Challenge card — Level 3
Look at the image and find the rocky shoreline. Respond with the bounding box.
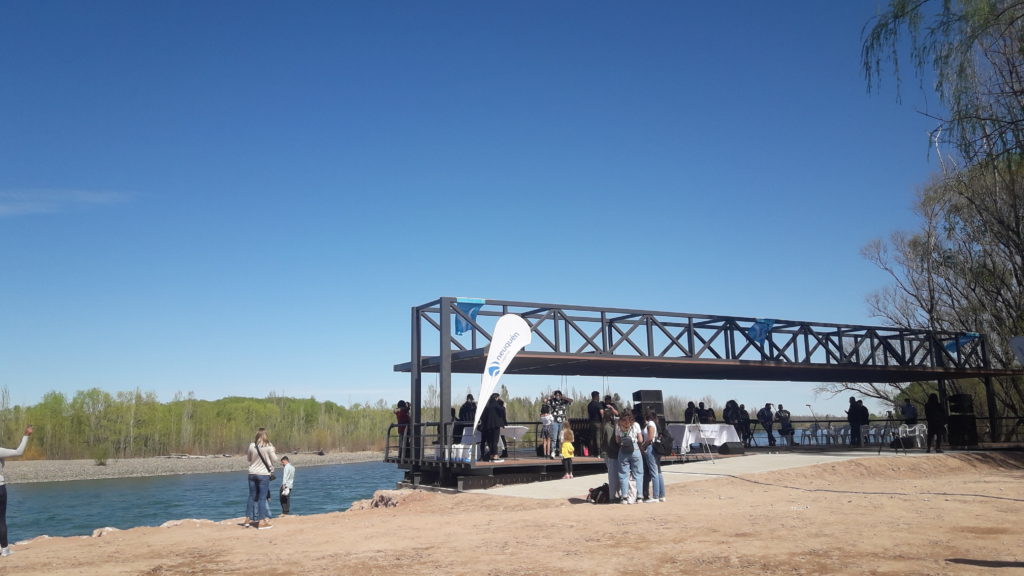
[3,451,382,484]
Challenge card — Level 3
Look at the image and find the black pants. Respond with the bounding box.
[0,484,8,548]
[850,424,862,446]
[562,457,573,476]
[279,488,291,515]
[483,428,500,461]
[589,421,602,457]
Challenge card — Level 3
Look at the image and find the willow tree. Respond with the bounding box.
[853,0,1024,434]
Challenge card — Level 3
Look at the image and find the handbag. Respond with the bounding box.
[652,428,674,456]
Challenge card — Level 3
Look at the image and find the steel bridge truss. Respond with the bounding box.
[393,298,1016,479]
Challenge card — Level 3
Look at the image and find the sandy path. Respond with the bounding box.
[0,452,1020,576]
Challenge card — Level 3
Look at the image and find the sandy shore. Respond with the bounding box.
[0,451,1021,575]
[3,451,381,483]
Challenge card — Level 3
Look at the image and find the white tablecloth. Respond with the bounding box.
[667,424,742,454]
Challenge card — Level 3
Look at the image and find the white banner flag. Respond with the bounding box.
[472,314,532,430]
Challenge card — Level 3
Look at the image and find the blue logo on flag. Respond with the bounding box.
[487,362,501,377]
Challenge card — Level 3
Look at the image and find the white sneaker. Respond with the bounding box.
[1,548,12,557]
[659,497,667,502]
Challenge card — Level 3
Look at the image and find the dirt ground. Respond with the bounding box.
[1,452,1021,576]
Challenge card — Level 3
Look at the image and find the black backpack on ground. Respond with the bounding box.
[587,483,610,504]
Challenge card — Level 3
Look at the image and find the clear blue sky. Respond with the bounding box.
[1,1,940,418]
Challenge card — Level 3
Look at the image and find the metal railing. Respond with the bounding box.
[386,415,1023,466]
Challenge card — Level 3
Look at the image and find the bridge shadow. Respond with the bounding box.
[947,558,1024,568]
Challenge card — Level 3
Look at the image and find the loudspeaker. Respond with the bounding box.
[634,402,664,419]
[949,394,974,415]
[718,442,745,455]
[948,414,978,446]
[632,390,663,404]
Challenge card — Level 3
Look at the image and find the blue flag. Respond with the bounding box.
[747,318,775,345]
[944,332,979,352]
[454,298,485,336]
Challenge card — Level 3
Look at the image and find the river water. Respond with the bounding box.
[6,461,403,541]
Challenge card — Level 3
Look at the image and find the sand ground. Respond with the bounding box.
[0,451,1021,576]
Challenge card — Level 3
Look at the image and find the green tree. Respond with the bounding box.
[858,1,1024,436]
[862,0,1024,165]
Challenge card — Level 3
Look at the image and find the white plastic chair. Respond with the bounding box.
[910,423,928,448]
[837,425,851,445]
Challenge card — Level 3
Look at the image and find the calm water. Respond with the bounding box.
[6,461,403,541]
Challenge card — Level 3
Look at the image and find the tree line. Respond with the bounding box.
[0,388,396,461]
[1,384,829,461]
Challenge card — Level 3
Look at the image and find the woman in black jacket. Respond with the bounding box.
[924,393,948,453]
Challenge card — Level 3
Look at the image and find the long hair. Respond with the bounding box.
[254,428,270,447]
[563,427,575,443]
[618,409,635,428]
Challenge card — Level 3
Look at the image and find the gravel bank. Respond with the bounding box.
[3,451,382,484]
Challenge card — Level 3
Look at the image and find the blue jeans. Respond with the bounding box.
[604,457,621,501]
[246,474,271,522]
[551,422,562,455]
[617,448,642,503]
[644,445,664,500]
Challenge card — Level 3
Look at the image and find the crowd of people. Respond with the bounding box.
[386,390,955,505]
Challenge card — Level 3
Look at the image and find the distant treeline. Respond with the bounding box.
[0,385,829,461]
[0,389,395,461]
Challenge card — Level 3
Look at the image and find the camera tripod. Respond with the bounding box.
[877,410,907,455]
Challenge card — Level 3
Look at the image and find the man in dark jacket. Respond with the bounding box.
[455,394,476,441]
[757,403,775,447]
[478,393,505,462]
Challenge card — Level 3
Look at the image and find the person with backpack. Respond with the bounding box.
[642,407,665,502]
[539,405,555,459]
[616,410,643,504]
[600,396,621,501]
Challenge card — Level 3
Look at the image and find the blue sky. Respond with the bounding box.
[1,1,941,417]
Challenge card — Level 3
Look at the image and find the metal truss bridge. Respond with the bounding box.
[391,297,1020,483]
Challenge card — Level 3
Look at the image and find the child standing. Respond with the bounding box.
[539,405,554,459]
[561,427,575,479]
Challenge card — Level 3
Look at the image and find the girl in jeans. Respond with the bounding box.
[616,411,643,504]
[642,408,665,502]
[246,428,278,529]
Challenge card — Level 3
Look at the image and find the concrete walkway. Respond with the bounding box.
[468,450,923,500]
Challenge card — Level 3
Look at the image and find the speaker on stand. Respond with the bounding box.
[947,393,978,448]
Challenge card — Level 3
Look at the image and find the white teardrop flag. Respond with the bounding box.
[472,314,532,430]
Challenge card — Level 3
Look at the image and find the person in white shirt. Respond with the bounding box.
[642,408,665,502]
[279,456,295,515]
[0,426,33,557]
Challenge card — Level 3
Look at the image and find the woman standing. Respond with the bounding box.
[924,394,948,453]
[616,410,643,504]
[642,408,665,502]
[0,426,32,557]
[246,428,278,529]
